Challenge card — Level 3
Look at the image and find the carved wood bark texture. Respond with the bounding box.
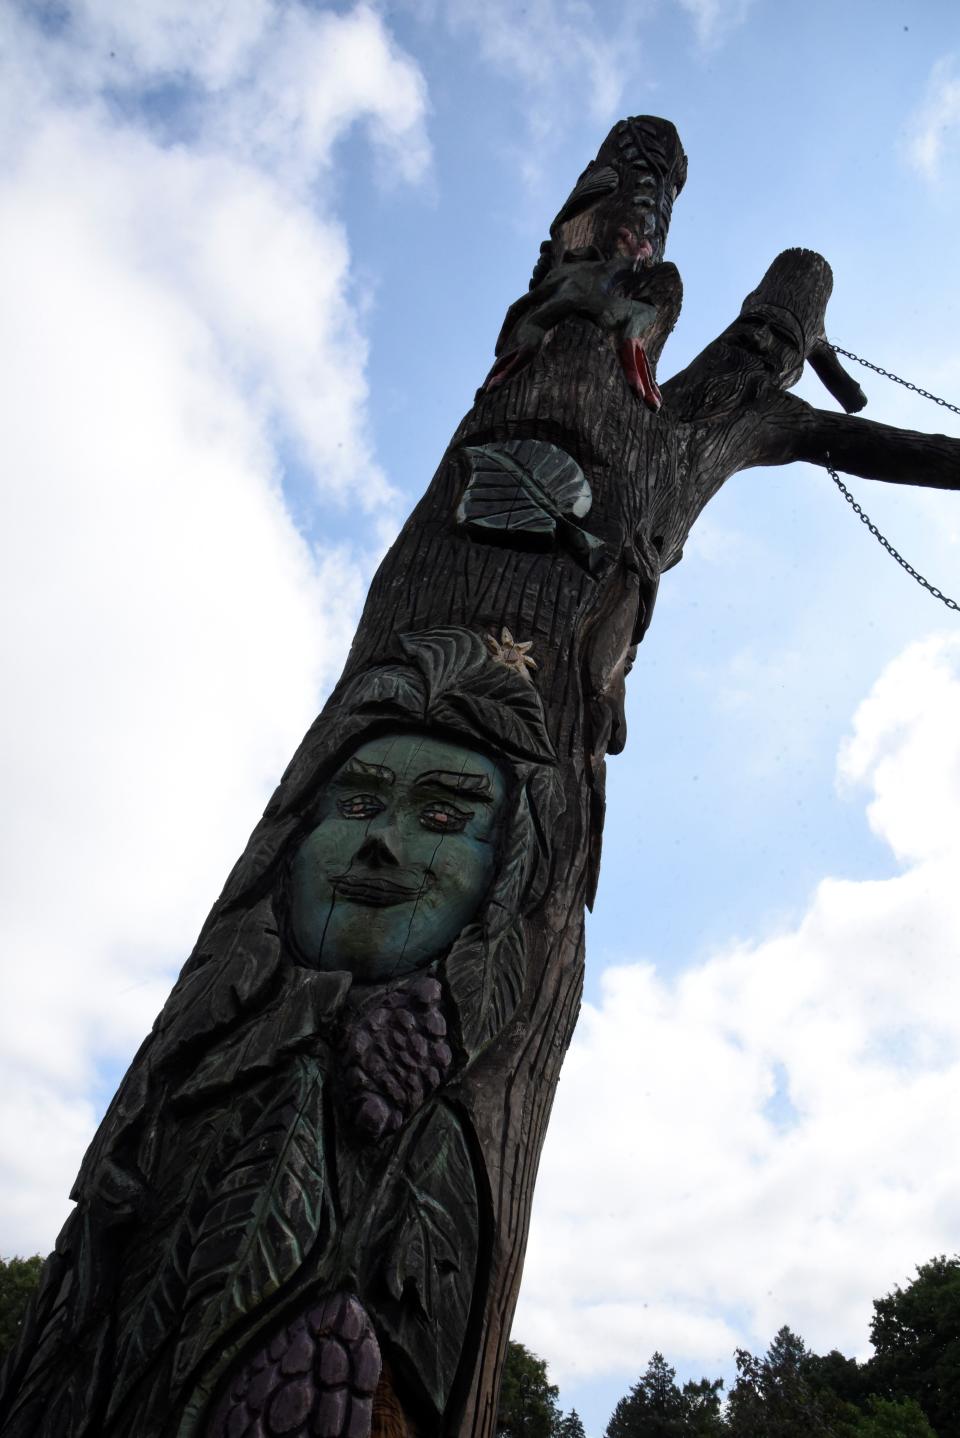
[2,115,958,1438]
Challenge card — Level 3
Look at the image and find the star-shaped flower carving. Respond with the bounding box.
[484,627,537,683]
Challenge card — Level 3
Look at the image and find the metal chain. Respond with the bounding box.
[829,344,960,416]
[823,344,960,611]
[825,462,960,611]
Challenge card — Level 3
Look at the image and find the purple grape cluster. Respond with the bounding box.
[339,975,453,1141]
[207,1293,380,1438]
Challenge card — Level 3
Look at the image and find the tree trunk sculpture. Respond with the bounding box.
[2,115,958,1438]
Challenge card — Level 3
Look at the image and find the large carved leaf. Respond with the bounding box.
[172,968,350,1106]
[398,626,484,698]
[365,1105,478,1415]
[399,628,556,764]
[71,906,283,1211]
[344,664,428,718]
[215,814,300,912]
[152,897,282,1070]
[70,1058,151,1210]
[437,689,553,765]
[444,779,536,1052]
[456,439,592,539]
[445,926,525,1058]
[106,1107,238,1426]
[171,1056,328,1389]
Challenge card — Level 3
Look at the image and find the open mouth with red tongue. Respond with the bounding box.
[614,223,662,409]
[617,225,655,266]
[619,337,662,411]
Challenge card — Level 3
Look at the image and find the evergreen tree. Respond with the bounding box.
[680,1376,725,1435]
[605,1353,692,1438]
[557,1409,587,1438]
[726,1326,850,1437]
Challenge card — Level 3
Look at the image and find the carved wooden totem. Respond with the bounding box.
[3,115,959,1438]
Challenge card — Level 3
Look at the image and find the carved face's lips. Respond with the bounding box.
[331,874,426,907]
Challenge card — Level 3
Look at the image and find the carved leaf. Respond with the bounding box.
[553,162,619,226]
[383,1178,461,1323]
[434,691,553,765]
[172,968,350,1106]
[152,897,282,1070]
[171,1056,328,1389]
[365,1105,479,1416]
[399,626,485,700]
[445,926,525,1057]
[399,627,556,764]
[216,815,301,911]
[343,664,428,719]
[490,783,537,923]
[106,1106,241,1425]
[456,439,593,541]
[445,786,533,1051]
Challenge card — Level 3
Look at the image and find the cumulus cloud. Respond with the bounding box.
[0,1,429,1251]
[518,633,960,1382]
[904,53,960,184]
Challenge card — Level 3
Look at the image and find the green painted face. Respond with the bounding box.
[288,732,507,982]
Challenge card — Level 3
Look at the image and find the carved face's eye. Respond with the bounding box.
[337,794,385,820]
[419,804,472,834]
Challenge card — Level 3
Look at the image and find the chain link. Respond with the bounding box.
[829,344,960,416]
[825,463,960,611]
[823,345,960,612]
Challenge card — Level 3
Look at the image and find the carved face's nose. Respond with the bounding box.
[353,833,399,868]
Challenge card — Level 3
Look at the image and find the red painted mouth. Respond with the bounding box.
[619,338,663,412]
[617,226,654,264]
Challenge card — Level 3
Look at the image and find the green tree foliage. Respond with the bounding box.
[0,1255,44,1360]
[868,1254,960,1437]
[605,1351,687,1438]
[606,1352,724,1438]
[496,1340,561,1438]
[852,1394,936,1437]
[804,1349,870,1411]
[599,1252,960,1437]
[680,1376,725,1435]
[725,1326,860,1437]
[557,1409,588,1438]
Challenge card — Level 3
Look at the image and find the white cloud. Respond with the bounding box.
[444,0,628,126]
[839,634,960,864]
[412,0,752,140]
[0,1,429,1252]
[904,53,960,184]
[408,0,636,156]
[673,0,754,50]
[518,633,960,1383]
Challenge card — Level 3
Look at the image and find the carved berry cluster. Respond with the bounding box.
[208,1293,380,1438]
[339,976,453,1141]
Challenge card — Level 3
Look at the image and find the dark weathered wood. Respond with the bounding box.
[1,115,958,1438]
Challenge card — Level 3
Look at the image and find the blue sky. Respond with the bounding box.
[2,1,960,1433]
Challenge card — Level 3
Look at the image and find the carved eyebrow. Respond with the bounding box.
[413,769,494,800]
[335,758,396,784]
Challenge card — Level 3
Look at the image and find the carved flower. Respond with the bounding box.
[483,627,537,683]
